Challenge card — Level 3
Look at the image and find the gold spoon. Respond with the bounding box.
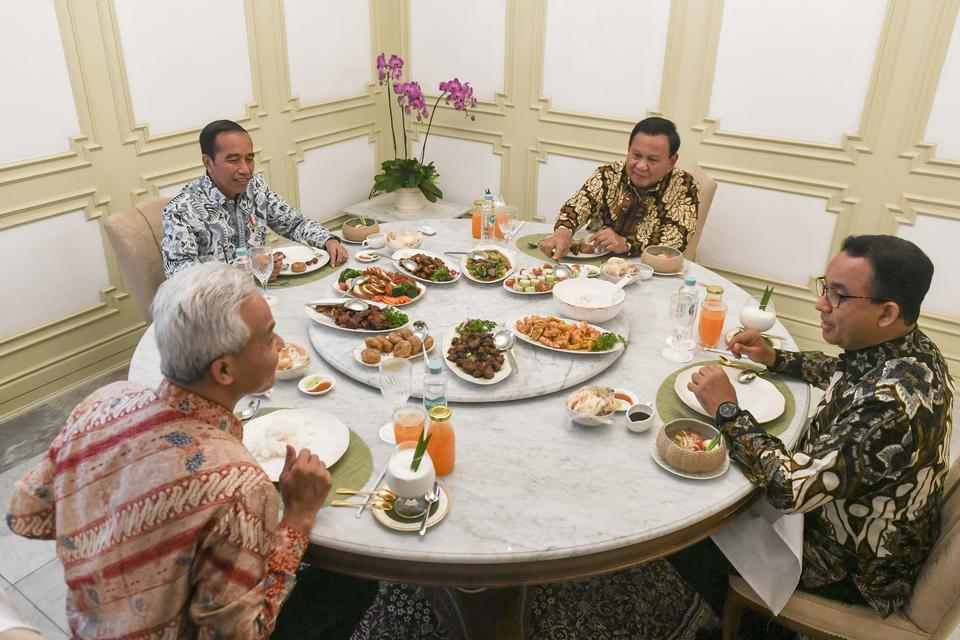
[330,499,393,511]
[336,487,398,500]
[717,355,766,384]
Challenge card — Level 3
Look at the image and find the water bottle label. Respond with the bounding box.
[423,396,447,411]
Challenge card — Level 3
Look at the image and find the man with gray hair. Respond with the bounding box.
[7,263,374,638]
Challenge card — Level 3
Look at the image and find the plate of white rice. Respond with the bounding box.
[242,409,350,480]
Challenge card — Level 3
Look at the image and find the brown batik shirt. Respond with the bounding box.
[717,328,953,616]
[554,162,700,256]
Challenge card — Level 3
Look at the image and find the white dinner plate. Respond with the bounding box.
[304,300,411,334]
[511,315,626,355]
[563,245,611,260]
[243,409,350,481]
[442,331,512,385]
[460,245,516,284]
[391,248,461,284]
[331,273,426,306]
[274,245,329,276]
[673,365,784,423]
[649,439,730,480]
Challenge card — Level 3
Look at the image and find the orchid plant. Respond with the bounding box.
[370,53,478,202]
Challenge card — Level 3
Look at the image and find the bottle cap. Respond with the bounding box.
[683,276,696,286]
[473,199,484,206]
[428,405,452,421]
[483,192,494,202]
[706,285,724,295]
[236,246,248,256]
[428,360,443,373]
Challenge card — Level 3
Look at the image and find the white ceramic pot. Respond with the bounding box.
[552,278,625,323]
[393,187,427,214]
[739,296,776,332]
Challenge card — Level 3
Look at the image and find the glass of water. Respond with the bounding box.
[662,292,696,363]
[379,357,412,410]
[498,205,524,249]
[249,244,277,307]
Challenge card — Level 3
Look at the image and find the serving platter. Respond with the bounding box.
[274,245,330,276]
[511,315,626,355]
[391,248,461,285]
[461,244,516,284]
[441,331,512,385]
[305,299,411,334]
[502,266,571,295]
[332,270,426,306]
[352,342,436,368]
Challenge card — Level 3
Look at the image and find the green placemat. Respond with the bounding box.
[655,360,795,438]
[516,232,608,266]
[243,408,373,506]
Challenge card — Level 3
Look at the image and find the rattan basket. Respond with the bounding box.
[656,418,726,473]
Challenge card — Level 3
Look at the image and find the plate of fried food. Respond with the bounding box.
[334,267,425,306]
[353,329,437,367]
[563,238,610,260]
[442,319,512,384]
[306,299,410,333]
[274,245,329,276]
[391,249,460,284]
[512,315,627,354]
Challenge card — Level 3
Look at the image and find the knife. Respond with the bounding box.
[357,463,389,518]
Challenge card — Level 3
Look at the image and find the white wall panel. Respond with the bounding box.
[698,183,836,285]
[543,0,669,119]
[709,0,885,143]
[924,10,960,159]
[297,136,376,220]
[897,216,960,319]
[410,0,505,101]
[158,180,197,198]
[284,0,370,104]
[0,1,81,165]
[536,154,603,226]
[113,0,253,134]
[421,135,501,206]
[0,211,110,338]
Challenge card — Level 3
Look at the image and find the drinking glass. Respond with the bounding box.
[386,440,435,518]
[393,406,426,444]
[699,300,728,348]
[249,244,277,307]
[498,205,523,249]
[662,293,696,363]
[379,357,412,410]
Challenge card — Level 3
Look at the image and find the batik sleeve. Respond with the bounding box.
[6,434,63,540]
[189,480,308,638]
[771,349,839,389]
[161,199,202,278]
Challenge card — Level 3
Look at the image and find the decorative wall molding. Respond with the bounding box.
[886,193,960,226]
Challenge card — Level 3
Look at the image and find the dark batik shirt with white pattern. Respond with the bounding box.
[717,328,953,616]
[161,173,336,277]
[554,163,700,256]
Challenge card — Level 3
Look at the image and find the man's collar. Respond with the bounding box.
[201,172,252,205]
[158,378,243,440]
[622,167,673,198]
[838,327,920,375]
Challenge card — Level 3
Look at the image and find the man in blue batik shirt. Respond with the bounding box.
[161,119,349,279]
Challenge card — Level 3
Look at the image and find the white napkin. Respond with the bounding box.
[0,590,40,635]
[711,500,804,614]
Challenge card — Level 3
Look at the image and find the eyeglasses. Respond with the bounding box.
[815,277,883,309]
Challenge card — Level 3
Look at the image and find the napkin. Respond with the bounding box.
[0,591,40,636]
[711,500,804,615]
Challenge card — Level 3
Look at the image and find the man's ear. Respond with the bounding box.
[877,300,902,328]
[208,355,236,386]
[668,153,678,168]
[201,154,214,173]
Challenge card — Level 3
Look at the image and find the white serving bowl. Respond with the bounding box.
[275,343,311,380]
[552,277,626,323]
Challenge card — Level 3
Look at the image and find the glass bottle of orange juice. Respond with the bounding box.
[426,406,455,476]
[698,285,727,348]
[471,199,485,239]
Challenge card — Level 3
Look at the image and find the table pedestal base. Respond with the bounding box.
[427,586,530,640]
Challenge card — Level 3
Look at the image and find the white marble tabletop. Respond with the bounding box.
[129,220,810,583]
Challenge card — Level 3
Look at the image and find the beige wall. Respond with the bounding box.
[2,0,958,419]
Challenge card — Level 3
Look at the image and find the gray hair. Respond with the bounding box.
[152,262,258,385]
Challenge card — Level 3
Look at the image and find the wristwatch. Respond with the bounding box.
[716,401,741,424]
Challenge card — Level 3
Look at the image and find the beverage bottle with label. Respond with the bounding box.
[481,190,495,241]
[471,199,485,239]
[675,276,698,350]
[426,406,455,475]
[423,360,447,412]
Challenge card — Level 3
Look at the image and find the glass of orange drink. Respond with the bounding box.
[393,406,426,444]
[698,300,727,348]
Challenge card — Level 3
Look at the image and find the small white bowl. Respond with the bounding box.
[552,278,625,323]
[276,343,310,380]
[600,262,653,284]
[298,374,335,396]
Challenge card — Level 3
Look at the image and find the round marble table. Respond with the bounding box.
[129,219,809,589]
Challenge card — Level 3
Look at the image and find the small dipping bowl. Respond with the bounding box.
[298,374,335,396]
[625,401,659,433]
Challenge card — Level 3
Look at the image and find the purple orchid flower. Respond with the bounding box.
[394,81,429,121]
[376,53,387,84]
[376,52,405,85]
[439,78,478,120]
[388,54,404,79]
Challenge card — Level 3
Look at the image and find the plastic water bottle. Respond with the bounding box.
[233,246,253,279]
[481,190,495,241]
[423,360,447,412]
[674,276,698,350]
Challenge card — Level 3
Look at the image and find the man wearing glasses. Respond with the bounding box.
[676,235,952,634]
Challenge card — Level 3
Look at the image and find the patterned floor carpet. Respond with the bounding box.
[350,560,718,639]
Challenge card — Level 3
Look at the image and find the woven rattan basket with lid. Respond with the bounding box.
[656,418,726,473]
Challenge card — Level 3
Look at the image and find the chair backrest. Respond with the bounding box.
[104,196,170,323]
[902,453,960,638]
[683,171,717,260]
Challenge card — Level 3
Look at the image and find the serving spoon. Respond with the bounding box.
[444,250,489,261]
[412,320,432,364]
[493,328,520,375]
[392,256,419,272]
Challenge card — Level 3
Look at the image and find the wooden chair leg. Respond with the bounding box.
[722,586,746,640]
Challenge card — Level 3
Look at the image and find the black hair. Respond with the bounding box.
[199,120,247,158]
[629,117,680,156]
[840,235,933,325]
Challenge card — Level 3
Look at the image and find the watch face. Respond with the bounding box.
[718,403,738,419]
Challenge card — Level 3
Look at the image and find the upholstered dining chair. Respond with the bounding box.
[722,455,960,640]
[683,171,717,260]
[104,196,171,323]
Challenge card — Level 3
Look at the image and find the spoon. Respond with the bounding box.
[392,256,419,272]
[717,354,766,381]
[343,298,369,312]
[493,328,520,375]
[419,481,440,536]
[236,397,261,421]
[552,264,573,280]
[602,274,634,305]
[330,499,393,511]
[737,370,758,384]
[419,224,437,236]
[337,487,398,500]
[412,320,432,364]
[444,250,489,261]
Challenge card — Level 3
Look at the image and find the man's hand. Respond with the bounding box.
[538,227,573,260]
[688,365,738,418]
[588,228,629,254]
[325,238,348,266]
[269,253,283,282]
[727,329,777,368]
[277,445,332,535]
